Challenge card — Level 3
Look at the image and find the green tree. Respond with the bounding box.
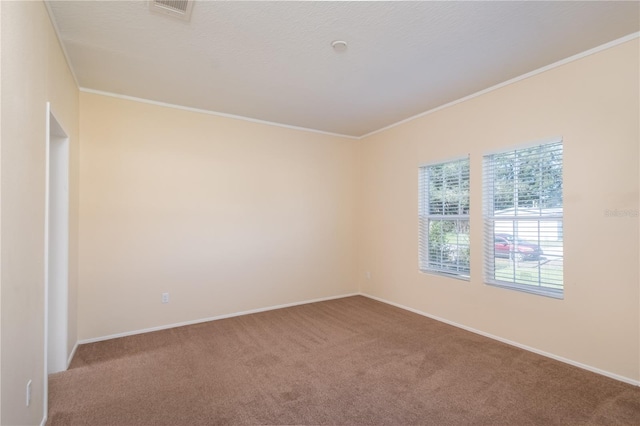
[428,161,470,216]
[422,158,470,274]
[492,143,563,212]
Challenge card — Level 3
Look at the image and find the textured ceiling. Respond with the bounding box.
[47,1,639,137]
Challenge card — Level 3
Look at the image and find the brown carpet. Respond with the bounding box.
[48,296,640,425]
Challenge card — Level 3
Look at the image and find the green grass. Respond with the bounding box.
[438,230,563,290]
[445,233,470,245]
[540,240,563,248]
[494,258,563,289]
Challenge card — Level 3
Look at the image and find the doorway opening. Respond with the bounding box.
[45,104,69,379]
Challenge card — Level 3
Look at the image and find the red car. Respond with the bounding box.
[494,233,543,261]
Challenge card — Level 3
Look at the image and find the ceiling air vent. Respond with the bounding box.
[149,0,194,21]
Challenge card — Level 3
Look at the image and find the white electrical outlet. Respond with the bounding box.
[26,380,32,407]
[162,292,169,304]
[365,271,371,280]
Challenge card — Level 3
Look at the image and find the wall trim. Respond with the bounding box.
[74,292,640,387]
[78,293,360,344]
[67,342,78,368]
[78,88,359,141]
[43,0,79,88]
[76,33,639,141]
[360,31,640,139]
[361,293,640,387]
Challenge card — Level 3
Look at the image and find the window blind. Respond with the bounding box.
[419,157,470,278]
[483,140,563,298]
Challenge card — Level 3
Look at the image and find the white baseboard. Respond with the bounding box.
[361,293,640,387]
[75,291,639,387]
[67,341,78,368]
[78,292,360,345]
[40,414,47,426]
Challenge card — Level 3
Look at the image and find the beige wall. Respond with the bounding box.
[1,1,79,425]
[1,5,637,425]
[78,92,359,340]
[74,37,640,383]
[359,39,639,381]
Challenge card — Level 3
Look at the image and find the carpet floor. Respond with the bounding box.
[48,296,640,425]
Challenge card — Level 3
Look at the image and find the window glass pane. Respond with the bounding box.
[483,141,563,298]
[419,157,470,279]
[427,219,470,274]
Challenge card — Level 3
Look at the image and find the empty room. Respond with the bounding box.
[1,1,639,425]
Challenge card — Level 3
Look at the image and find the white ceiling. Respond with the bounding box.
[47,1,639,138]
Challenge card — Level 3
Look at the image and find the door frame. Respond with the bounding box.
[43,102,70,418]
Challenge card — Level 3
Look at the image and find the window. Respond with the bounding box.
[419,157,470,278]
[483,140,563,298]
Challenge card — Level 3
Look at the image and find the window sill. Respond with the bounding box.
[420,269,470,282]
[485,279,563,299]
